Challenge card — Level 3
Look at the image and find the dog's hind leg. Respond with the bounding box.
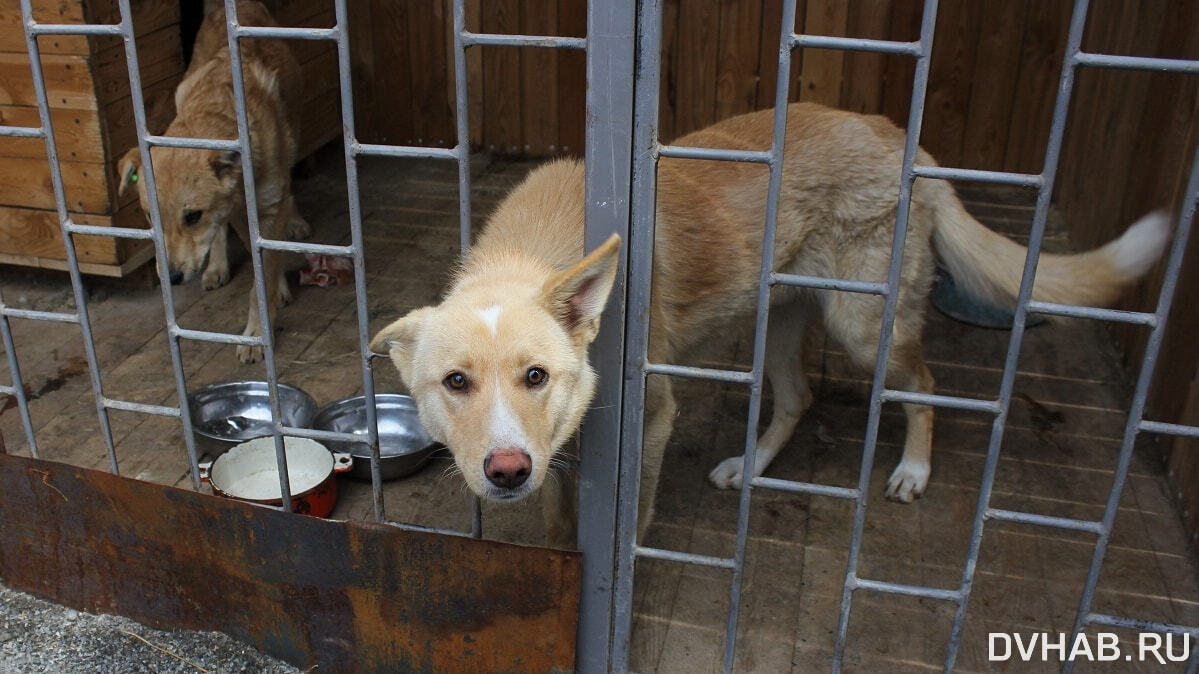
[882,339,934,502]
[823,289,935,503]
[202,223,231,290]
[709,303,812,490]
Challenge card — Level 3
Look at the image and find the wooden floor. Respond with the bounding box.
[2,153,1197,672]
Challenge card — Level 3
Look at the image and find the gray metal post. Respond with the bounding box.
[576,1,637,670]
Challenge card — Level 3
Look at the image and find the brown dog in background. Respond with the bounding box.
[118,0,308,363]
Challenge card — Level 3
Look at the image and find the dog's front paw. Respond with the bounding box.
[276,282,293,307]
[236,344,262,364]
[202,264,230,290]
[709,456,747,490]
[885,459,929,503]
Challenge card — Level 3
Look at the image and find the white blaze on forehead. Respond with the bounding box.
[489,382,527,450]
[476,304,502,336]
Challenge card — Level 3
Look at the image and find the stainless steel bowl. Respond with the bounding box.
[312,394,441,480]
[187,381,318,457]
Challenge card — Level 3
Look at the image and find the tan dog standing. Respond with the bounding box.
[372,103,1168,544]
[118,1,308,363]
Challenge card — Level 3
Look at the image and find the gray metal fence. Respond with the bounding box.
[2,0,1199,672]
[608,0,1199,672]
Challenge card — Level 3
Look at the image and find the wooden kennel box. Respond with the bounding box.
[0,0,340,277]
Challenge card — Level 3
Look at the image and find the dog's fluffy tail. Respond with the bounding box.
[931,196,1170,310]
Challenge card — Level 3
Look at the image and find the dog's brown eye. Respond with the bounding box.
[184,210,203,225]
[526,367,548,388]
[444,372,469,392]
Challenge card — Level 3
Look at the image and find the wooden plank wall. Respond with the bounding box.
[357,0,1088,174]
[354,0,586,155]
[1054,0,1199,543]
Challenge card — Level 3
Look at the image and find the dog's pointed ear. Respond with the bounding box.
[370,307,434,384]
[210,149,242,187]
[540,233,621,345]
[117,147,142,198]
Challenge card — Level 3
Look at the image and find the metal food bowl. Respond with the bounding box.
[312,394,441,480]
[187,381,318,458]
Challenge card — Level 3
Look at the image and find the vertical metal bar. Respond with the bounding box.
[720,0,800,670]
[609,0,663,666]
[831,0,939,669]
[113,0,205,489]
[577,0,637,670]
[331,0,385,521]
[944,1,1091,668]
[220,0,292,510]
[18,0,119,474]
[450,0,483,537]
[0,290,39,456]
[1063,142,1199,674]
[452,0,473,251]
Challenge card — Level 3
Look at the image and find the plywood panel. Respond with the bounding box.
[840,0,891,115]
[959,0,1027,170]
[521,0,558,155]
[920,0,983,167]
[0,155,120,213]
[1001,0,1071,173]
[672,0,719,138]
[0,104,104,163]
[0,0,178,55]
[407,0,453,148]
[0,203,145,263]
[657,0,681,143]
[798,0,848,107]
[556,0,585,154]
[715,0,762,121]
[367,0,411,144]
[481,0,520,152]
[878,0,920,128]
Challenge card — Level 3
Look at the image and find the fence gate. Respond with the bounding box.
[591,0,1199,672]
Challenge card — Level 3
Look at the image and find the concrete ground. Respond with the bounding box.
[0,585,297,674]
[1,151,1197,672]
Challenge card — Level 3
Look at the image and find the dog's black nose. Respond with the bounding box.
[169,271,184,285]
[484,449,531,489]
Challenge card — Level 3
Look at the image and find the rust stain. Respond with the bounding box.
[34,355,88,397]
[0,454,581,673]
[0,356,88,417]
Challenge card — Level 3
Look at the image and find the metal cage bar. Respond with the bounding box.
[832,1,941,667]
[1063,137,1199,674]
[16,0,123,476]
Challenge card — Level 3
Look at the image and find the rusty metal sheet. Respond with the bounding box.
[0,454,580,673]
